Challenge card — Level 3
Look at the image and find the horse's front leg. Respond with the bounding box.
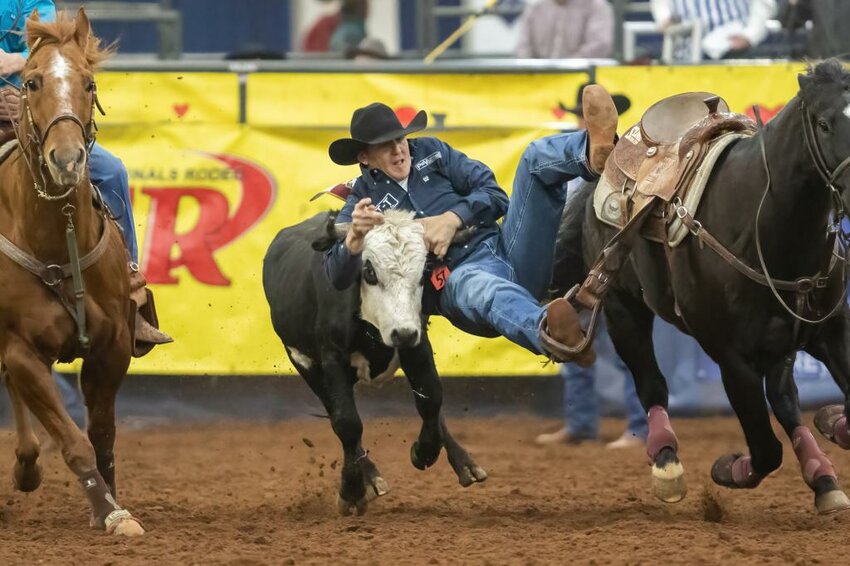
[764,357,850,514]
[804,307,850,450]
[3,336,142,536]
[398,336,487,485]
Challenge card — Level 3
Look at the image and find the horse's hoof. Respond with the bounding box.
[364,475,390,501]
[711,453,764,490]
[457,464,488,487]
[652,459,687,503]
[105,510,145,537]
[337,493,368,516]
[12,461,42,493]
[814,405,850,449]
[410,441,440,471]
[815,489,850,515]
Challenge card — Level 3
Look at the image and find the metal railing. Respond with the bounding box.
[58,0,182,59]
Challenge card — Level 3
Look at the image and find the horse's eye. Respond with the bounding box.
[362,260,378,286]
[818,119,830,132]
[24,79,38,91]
[86,80,95,93]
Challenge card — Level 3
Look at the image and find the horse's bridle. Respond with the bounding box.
[13,75,106,201]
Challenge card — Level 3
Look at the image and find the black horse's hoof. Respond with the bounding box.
[814,405,850,449]
[410,441,440,471]
[337,493,368,516]
[711,453,764,489]
[456,463,488,487]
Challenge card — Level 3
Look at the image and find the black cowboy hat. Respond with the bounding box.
[329,102,427,165]
[560,82,631,118]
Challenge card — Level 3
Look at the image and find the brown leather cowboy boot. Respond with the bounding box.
[129,268,173,356]
[542,298,596,367]
[582,84,618,175]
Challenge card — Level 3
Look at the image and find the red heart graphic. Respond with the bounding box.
[394,106,419,127]
[173,103,190,118]
[745,104,783,124]
[552,105,566,120]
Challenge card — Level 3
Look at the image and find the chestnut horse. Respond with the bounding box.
[0,10,143,535]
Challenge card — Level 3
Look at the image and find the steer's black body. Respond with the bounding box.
[263,212,486,515]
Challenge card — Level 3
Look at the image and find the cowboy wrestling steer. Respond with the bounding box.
[263,209,487,515]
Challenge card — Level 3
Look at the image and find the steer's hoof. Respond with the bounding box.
[652,459,687,503]
[364,475,390,501]
[13,461,42,493]
[410,441,440,471]
[815,489,850,515]
[337,493,368,516]
[457,464,488,487]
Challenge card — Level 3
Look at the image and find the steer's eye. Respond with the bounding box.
[363,260,378,285]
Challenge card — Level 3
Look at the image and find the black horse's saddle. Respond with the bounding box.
[596,92,756,242]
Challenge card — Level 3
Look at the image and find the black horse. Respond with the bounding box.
[563,60,850,514]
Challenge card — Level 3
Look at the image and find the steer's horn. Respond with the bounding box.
[335,222,351,241]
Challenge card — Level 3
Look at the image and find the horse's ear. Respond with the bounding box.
[798,72,811,93]
[25,10,40,50]
[74,7,91,51]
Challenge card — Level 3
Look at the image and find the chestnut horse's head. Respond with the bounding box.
[21,9,110,189]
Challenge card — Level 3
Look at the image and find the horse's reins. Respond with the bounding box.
[0,38,110,352]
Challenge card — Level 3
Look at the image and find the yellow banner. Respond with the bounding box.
[85,64,809,376]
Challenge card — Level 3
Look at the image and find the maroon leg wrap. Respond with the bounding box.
[646,406,678,464]
[792,426,837,486]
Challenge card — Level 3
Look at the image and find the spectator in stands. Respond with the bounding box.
[515,0,614,59]
[344,37,390,62]
[651,0,777,60]
[537,83,646,448]
[330,0,368,53]
[779,0,850,59]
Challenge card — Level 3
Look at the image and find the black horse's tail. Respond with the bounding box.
[547,179,596,300]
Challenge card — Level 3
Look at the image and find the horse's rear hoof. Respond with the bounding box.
[337,493,368,516]
[711,453,764,489]
[13,461,42,493]
[814,405,850,449]
[652,459,687,503]
[815,489,850,515]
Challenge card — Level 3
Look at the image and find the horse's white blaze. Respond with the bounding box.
[359,210,426,347]
[287,347,313,370]
[48,52,73,114]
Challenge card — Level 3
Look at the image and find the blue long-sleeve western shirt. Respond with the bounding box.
[0,0,56,87]
[324,136,509,291]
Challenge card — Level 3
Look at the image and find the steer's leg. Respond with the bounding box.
[399,336,487,485]
[319,352,370,515]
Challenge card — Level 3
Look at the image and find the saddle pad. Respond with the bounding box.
[593,131,751,247]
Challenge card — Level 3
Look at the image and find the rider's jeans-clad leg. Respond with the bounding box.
[89,143,137,262]
[440,132,595,355]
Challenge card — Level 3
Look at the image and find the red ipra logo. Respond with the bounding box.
[136,152,276,286]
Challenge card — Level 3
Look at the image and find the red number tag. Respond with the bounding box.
[430,265,451,291]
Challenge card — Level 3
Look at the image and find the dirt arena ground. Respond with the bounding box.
[1,415,850,565]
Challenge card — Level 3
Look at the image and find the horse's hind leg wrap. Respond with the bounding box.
[792,426,837,486]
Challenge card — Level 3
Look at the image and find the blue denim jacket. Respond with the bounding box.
[0,0,56,87]
[324,136,509,290]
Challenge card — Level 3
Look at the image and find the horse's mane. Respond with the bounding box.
[25,12,113,69]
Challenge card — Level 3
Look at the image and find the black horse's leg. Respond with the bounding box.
[603,289,686,503]
[710,355,782,490]
[296,358,390,503]
[399,337,486,485]
[804,307,850,449]
[764,358,850,513]
[317,352,369,516]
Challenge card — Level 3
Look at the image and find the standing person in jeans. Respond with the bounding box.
[324,86,619,361]
[536,84,647,448]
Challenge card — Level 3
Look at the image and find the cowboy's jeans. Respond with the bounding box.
[439,132,594,354]
[90,143,137,262]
